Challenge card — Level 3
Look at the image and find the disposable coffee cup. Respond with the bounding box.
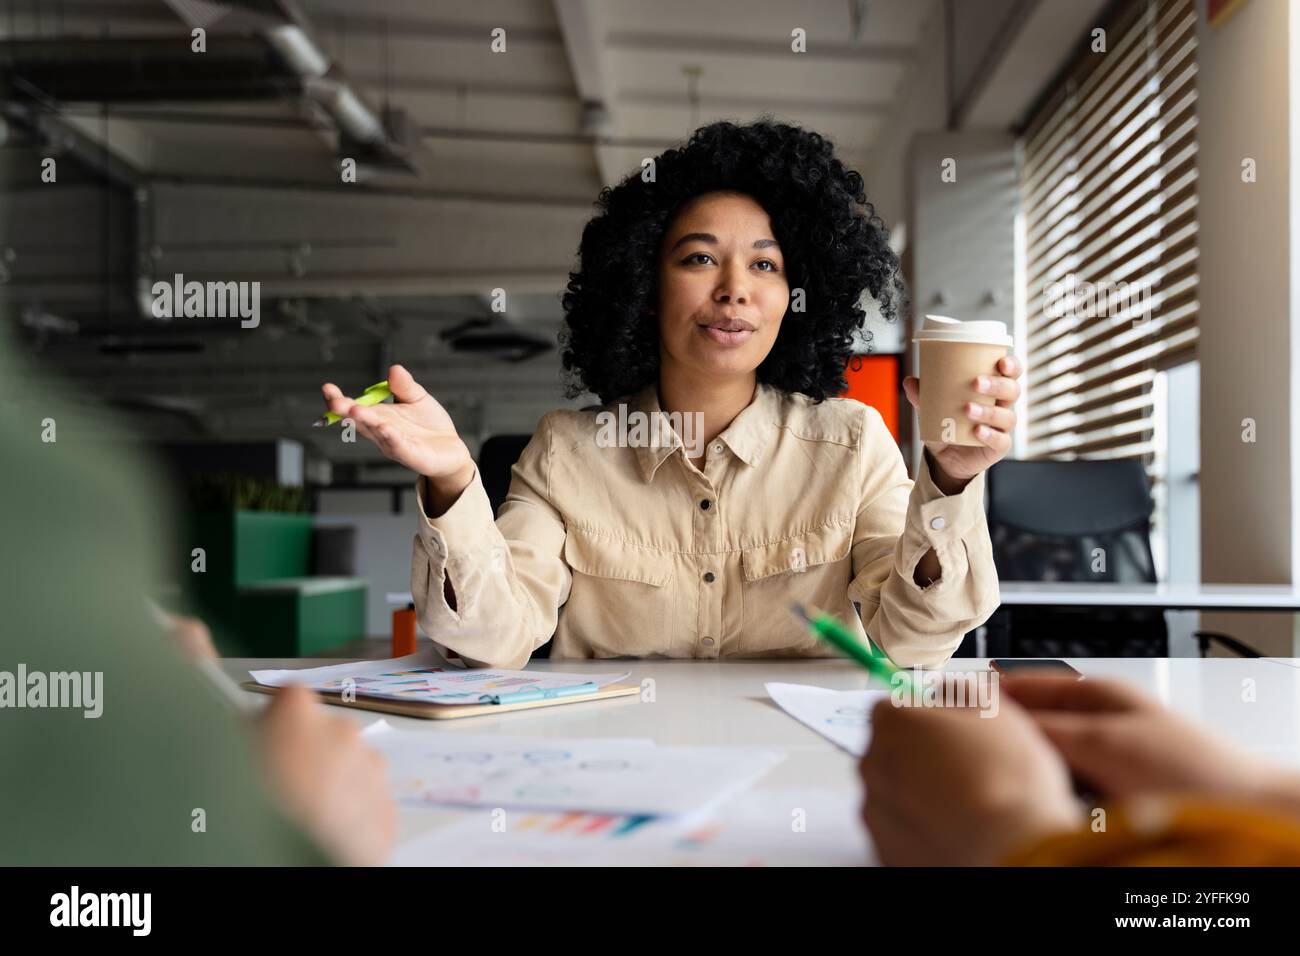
[913,314,1014,446]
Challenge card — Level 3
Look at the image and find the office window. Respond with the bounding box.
[1019,0,1198,487]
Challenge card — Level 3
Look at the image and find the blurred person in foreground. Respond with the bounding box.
[860,672,1300,865]
[0,332,395,865]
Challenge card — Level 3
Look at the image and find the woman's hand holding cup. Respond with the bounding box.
[905,316,1022,494]
[903,353,1021,492]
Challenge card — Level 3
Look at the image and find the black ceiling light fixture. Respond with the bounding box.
[439,317,554,364]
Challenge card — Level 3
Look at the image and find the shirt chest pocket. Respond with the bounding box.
[739,523,856,652]
[561,529,677,656]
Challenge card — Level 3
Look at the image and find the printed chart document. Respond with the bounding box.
[362,719,783,817]
[765,682,891,756]
[389,787,874,867]
[249,651,629,705]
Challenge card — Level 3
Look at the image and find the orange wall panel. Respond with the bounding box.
[842,355,900,444]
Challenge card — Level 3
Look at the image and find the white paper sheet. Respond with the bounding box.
[389,787,873,867]
[363,719,783,817]
[765,682,891,756]
[249,651,629,706]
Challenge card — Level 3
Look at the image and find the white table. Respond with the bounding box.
[982,582,1300,657]
[224,655,1300,864]
[389,584,1300,612]
[997,582,1300,610]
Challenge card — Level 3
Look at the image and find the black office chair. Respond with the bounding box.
[475,433,551,659]
[978,459,1258,658]
[983,458,1170,657]
[477,434,533,515]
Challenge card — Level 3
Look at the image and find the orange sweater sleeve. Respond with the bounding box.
[1002,795,1300,866]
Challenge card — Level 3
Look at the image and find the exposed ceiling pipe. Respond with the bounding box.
[263,23,385,147]
[262,23,330,78]
[162,1,404,159]
[305,76,385,145]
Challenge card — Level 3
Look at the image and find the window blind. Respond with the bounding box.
[1020,0,1197,469]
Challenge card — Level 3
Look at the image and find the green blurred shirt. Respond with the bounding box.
[0,332,328,865]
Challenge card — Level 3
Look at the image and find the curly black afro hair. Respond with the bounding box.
[559,118,905,404]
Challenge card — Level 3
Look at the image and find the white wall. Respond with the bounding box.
[907,131,1020,470]
[316,488,423,639]
[863,3,949,232]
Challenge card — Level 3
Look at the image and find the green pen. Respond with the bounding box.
[790,602,916,691]
[312,380,392,427]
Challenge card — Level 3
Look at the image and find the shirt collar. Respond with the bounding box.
[625,382,780,483]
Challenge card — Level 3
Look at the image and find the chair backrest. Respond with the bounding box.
[477,434,533,516]
[984,458,1166,657]
[986,458,1157,584]
[475,433,549,658]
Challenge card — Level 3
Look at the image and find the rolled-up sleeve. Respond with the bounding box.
[847,407,1001,668]
[410,414,570,669]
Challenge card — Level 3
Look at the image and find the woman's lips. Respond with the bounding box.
[698,320,756,346]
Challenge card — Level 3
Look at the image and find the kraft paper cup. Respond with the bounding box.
[913,314,1014,446]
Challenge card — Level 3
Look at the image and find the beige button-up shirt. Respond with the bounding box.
[411,383,1000,669]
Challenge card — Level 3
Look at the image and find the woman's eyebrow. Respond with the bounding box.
[669,231,717,251]
[668,232,780,252]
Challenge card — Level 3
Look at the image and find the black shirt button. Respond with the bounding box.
[703,571,715,583]
[700,499,711,510]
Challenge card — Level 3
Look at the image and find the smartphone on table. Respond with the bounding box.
[989,658,1083,678]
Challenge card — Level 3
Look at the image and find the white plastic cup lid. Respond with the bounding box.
[913,314,1013,346]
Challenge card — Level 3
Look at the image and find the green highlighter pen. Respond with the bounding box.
[312,380,392,427]
[790,602,916,691]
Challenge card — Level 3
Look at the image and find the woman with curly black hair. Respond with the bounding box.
[321,119,1019,668]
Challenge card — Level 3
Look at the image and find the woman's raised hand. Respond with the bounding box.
[320,365,474,496]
